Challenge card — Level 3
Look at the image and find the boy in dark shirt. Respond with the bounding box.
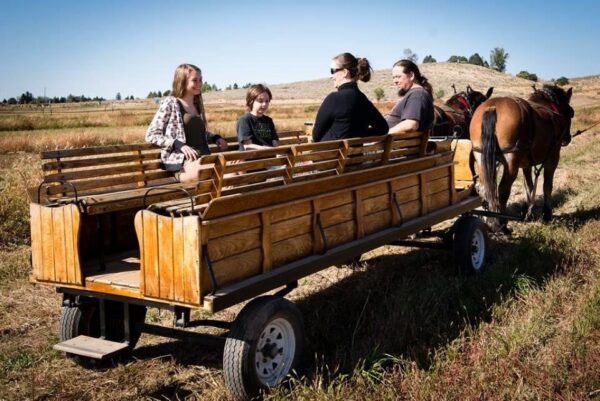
[237,84,278,151]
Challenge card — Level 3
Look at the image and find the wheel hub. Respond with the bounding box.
[254,318,296,387]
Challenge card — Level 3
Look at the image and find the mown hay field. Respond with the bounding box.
[1,71,600,400]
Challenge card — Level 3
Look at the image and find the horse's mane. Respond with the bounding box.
[529,85,570,105]
[446,92,468,106]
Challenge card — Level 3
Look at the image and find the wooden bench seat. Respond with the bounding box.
[148,131,430,217]
[32,130,306,215]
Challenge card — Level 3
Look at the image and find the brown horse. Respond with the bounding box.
[432,86,494,138]
[469,85,574,232]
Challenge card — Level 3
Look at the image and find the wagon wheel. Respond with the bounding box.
[59,300,146,367]
[223,296,305,401]
[453,215,489,275]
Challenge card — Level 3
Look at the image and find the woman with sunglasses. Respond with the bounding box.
[312,52,388,142]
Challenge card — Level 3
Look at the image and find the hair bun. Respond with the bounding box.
[356,57,372,83]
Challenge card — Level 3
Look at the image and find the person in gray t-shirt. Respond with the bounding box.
[385,59,434,134]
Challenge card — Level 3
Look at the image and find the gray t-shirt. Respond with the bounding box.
[385,87,434,132]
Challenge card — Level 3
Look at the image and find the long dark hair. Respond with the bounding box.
[393,59,433,94]
[334,52,373,82]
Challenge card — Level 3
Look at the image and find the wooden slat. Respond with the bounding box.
[172,217,185,302]
[394,185,421,204]
[271,214,312,243]
[134,212,146,295]
[208,228,261,262]
[270,201,312,223]
[419,173,428,216]
[29,204,43,280]
[41,143,157,159]
[429,190,451,211]
[358,182,388,199]
[314,191,353,211]
[41,206,55,281]
[183,216,200,304]
[319,203,354,227]
[428,176,451,195]
[47,170,174,196]
[52,207,68,282]
[211,248,262,289]
[294,149,340,163]
[207,214,262,239]
[43,152,161,171]
[388,147,420,160]
[225,157,288,174]
[220,179,285,196]
[142,211,159,298]
[364,209,392,236]
[293,159,339,174]
[44,162,163,182]
[323,220,356,249]
[222,167,287,187]
[363,193,390,216]
[355,189,364,239]
[390,175,420,191]
[272,233,313,268]
[261,211,272,273]
[277,130,304,138]
[158,216,174,299]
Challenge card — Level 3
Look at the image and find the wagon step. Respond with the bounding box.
[53,335,129,359]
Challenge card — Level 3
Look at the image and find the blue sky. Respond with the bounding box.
[1,0,598,100]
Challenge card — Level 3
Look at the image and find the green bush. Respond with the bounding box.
[516,71,538,82]
[373,87,385,101]
[555,76,570,86]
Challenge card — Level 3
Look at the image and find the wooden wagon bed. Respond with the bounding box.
[29,129,478,313]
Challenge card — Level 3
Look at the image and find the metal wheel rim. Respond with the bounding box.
[255,317,296,387]
[471,228,485,271]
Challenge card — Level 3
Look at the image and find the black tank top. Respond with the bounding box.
[179,101,209,155]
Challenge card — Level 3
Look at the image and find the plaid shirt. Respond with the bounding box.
[146,96,220,166]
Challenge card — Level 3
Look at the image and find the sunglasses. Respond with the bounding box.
[330,67,344,75]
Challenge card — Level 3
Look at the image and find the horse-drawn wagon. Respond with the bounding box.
[28,129,489,400]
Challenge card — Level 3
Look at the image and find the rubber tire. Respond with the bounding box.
[223,296,305,401]
[58,301,146,366]
[453,216,489,275]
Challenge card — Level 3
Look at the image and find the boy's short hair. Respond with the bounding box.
[246,84,272,110]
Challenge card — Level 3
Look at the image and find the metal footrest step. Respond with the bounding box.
[53,335,128,359]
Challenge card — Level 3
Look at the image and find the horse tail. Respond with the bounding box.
[480,106,500,212]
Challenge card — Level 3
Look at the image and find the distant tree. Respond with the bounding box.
[2,99,6,104]
[59,97,66,103]
[115,92,122,101]
[163,89,171,96]
[225,85,232,91]
[435,88,445,100]
[555,76,570,86]
[468,53,485,66]
[516,71,538,82]
[447,55,468,63]
[19,91,34,104]
[483,60,490,68]
[233,83,239,90]
[422,55,436,63]
[157,91,162,97]
[146,91,155,98]
[373,87,385,101]
[211,84,218,91]
[8,97,17,105]
[201,82,213,93]
[489,47,509,72]
[403,48,418,63]
[128,95,134,100]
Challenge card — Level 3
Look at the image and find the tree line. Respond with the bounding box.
[3,51,572,105]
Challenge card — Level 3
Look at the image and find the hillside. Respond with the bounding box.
[204,63,600,108]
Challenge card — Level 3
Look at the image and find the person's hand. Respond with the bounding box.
[216,138,229,151]
[181,145,199,161]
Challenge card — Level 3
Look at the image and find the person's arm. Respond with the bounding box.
[207,131,228,150]
[388,119,419,134]
[365,100,389,136]
[146,99,176,149]
[312,95,334,142]
[270,118,279,146]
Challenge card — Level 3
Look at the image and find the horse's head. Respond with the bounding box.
[530,85,574,144]
[530,85,574,119]
[447,86,494,115]
[466,85,494,111]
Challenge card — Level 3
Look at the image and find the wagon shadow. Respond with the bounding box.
[293,224,575,373]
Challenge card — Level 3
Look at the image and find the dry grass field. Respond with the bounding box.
[1,65,599,401]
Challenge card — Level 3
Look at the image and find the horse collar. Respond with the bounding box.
[457,95,472,114]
